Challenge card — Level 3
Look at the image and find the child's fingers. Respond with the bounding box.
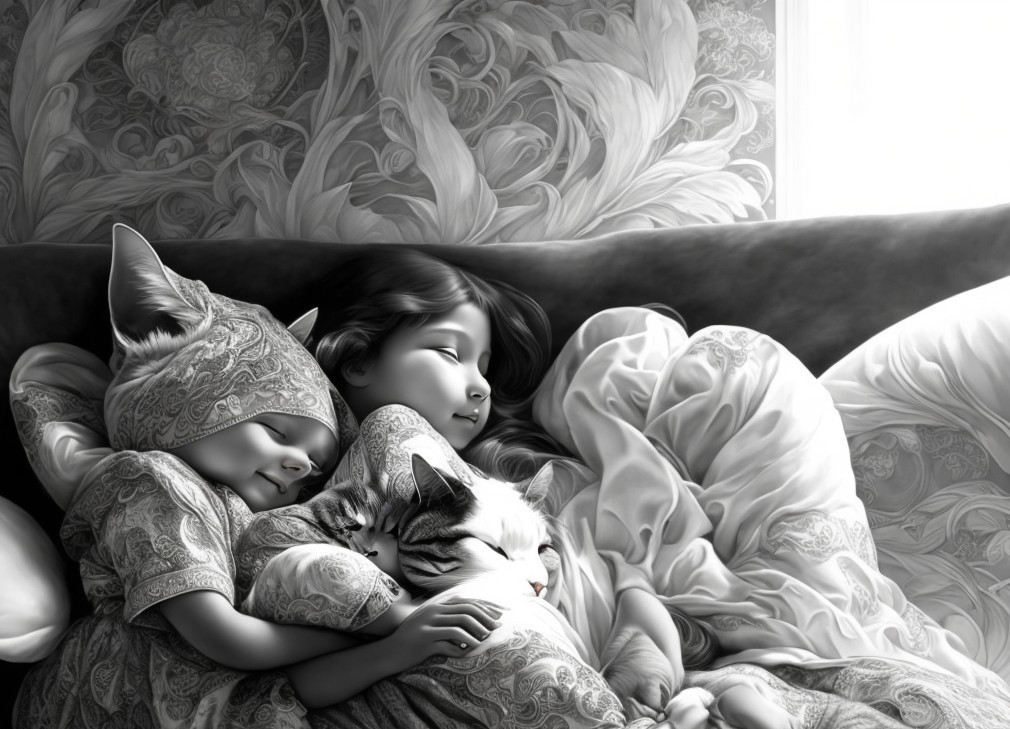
[622,697,659,721]
[431,626,491,653]
[427,613,495,640]
[437,596,504,613]
[437,605,502,633]
[436,597,504,622]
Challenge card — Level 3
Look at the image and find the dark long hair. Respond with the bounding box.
[313,248,571,477]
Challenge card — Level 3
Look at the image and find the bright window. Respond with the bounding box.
[776,0,1010,219]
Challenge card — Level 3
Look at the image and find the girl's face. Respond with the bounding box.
[346,302,492,449]
[169,413,338,512]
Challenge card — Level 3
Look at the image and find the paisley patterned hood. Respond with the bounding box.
[104,224,357,453]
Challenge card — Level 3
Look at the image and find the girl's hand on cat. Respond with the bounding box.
[391,596,503,664]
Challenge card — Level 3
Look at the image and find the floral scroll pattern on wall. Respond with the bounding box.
[0,0,774,245]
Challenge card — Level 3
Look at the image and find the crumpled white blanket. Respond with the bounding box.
[534,306,1004,694]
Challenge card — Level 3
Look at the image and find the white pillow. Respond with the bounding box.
[0,496,69,662]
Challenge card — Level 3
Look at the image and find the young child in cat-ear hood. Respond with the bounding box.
[11,225,502,728]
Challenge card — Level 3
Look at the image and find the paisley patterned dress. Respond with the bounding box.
[13,449,311,729]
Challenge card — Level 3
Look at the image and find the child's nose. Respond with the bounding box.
[280,449,312,478]
[468,372,490,401]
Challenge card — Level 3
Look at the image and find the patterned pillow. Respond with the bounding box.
[821,274,1010,681]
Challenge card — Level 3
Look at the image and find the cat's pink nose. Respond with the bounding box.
[530,581,545,597]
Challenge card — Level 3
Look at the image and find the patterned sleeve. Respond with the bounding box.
[234,488,358,602]
[236,488,405,632]
[63,450,237,624]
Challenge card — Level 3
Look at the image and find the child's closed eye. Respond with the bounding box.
[434,347,460,362]
[259,421,285,438]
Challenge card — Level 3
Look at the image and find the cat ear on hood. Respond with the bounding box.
[410,453,472,511]
[518,461,554,510]
[108,224,204,349]
[287,308,318,347]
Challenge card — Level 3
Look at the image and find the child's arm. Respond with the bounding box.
[160,589,501,707]
[160,590,361,669]
[285,595,502,708]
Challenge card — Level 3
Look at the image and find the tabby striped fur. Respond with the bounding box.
[395,454,557,599]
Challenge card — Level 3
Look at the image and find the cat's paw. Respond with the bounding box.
[602,629,677,718]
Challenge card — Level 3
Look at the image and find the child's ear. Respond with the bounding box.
[518,461,554,510]
[341,359,372,387]
[287,308,318,347]
[108,224,200,347]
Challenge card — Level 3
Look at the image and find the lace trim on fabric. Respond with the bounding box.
[764,510,878,570]
[685,328,756,372]
[126,566,235,623]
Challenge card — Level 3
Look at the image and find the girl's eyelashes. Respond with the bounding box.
[434,346,460,362]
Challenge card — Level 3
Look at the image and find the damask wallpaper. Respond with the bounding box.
[0,0,774,245]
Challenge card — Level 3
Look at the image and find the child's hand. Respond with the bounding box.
[602,629,677,719]
[390,596,503,665]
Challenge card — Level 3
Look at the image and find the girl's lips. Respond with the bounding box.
[453,413,479,424]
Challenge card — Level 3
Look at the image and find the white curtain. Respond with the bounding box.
[776,0,1010,219]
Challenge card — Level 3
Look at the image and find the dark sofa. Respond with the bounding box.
[3,202,1010,725]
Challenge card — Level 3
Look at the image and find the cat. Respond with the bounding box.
[344,452,560,602]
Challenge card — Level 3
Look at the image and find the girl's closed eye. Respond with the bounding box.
[434,347,460,362]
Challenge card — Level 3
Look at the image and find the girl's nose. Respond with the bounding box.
[468,373,490,401]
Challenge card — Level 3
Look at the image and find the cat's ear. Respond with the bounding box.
[410,454,472,509]
[518,461,554,510]
[287,308,318,347]
[108,223,202,348]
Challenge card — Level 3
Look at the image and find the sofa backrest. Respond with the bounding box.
[3,202,1010,626]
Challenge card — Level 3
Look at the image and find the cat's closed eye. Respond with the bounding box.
[483,541,509,559]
